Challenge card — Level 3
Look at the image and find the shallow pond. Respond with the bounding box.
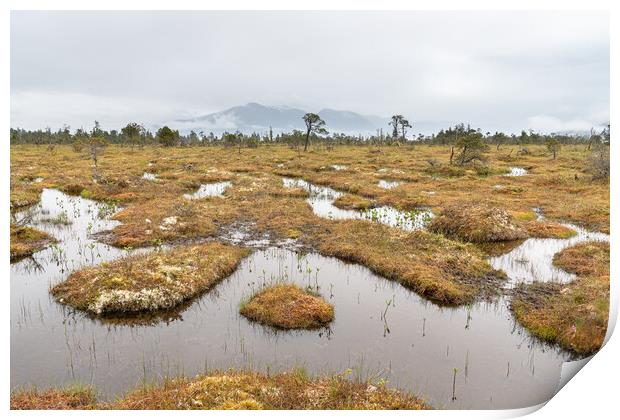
[378,180,402,189]
[504,167,528,177]
[142,172,157,181]
[490,223,609,286]
[11,189,601,409]
[283,178,432,231]
[183,181,231,199]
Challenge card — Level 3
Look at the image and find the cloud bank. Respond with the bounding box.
[10,10,609,134]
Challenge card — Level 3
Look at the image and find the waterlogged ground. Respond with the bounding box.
[282,178,433,231]
[10,188,610,409]
[183,181,232,199]
[505,167,528,177]
[490,224,609,286]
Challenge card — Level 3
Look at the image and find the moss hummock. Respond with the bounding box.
[12,371,429,410]
[333,193,373,210]
[523,220,577,239]
[51,242,249,315]
[428,203,527,242]
[10,224,55,261]
[240,284,334,329]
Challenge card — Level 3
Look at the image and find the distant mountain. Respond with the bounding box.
[174,102,387,135]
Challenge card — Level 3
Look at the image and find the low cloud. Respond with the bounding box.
[11,11,609,134]
[526,114,608,134]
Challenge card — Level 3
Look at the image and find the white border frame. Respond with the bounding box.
[2,2,616,419]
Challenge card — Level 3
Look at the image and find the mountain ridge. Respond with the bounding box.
[174,102,387,135]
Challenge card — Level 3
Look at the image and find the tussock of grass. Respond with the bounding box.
[12,371,425,410]
[511,242,609,355]
[113,371,429,409]
[61,183,87,195]
[333,193,373,210]
[10,185,41,210]
[428,203,527,242]
[423,164,466,178]
[317,221,504,305]
[108,197,240,247]
[51,242,249,315]
[523,220,576,239]
[240,284,334,329]
[10,224,55,261]
[11,386,96,410]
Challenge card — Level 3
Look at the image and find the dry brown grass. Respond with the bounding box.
[10,184,41,210]
[316,220,504,305]
[523,220,576,239]
[240,284,334,329]
[333,193,373,210]
[107,196,237,248]
[10,144,609,233]
[112,370,429,409]
[511,241,609,355]
[11,370,429,410]
[428,203,527,242]
[10,224,55,261]
[51,242,249,315]
[11,386,96,410]
[10,144,608,307]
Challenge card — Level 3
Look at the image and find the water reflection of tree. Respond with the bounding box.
[13,254,46,275]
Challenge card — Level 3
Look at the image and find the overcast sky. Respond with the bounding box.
[11,10,609,134]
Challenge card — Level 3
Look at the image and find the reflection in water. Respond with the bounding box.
[489,223,609,286]
[283,178,433,231]
[10,189,593,409]
[183,181,231,199]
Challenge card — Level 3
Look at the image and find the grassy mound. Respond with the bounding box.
[428,203,527,242]
[317,220,504,305]
[10,224,55,261]
[10,183,42,211]
[523,220,577,239]
[52,242,249,315]
[240,284,334,329]
[511,241,609,355]
[333,193,373,210]
[12,371,429,410]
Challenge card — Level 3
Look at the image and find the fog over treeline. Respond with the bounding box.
[9,120,611,148]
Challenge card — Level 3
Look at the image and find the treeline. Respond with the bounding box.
[427,123,610,148]
[9,120,610,148]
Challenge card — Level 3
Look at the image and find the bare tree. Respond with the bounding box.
[87,121,107,181]
[88,137,107,181]
[589,143,610,179]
